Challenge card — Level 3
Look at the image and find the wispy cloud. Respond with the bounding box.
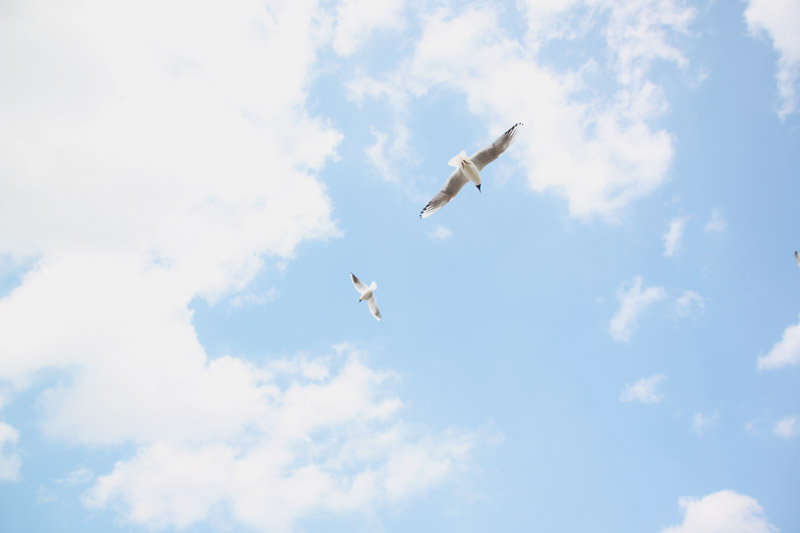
[0,422,20,482]
[704,207,726,233]
[675,290,705,318]
[229,288,280,309]
[609,276,666,342]
[620,374,666,404]
[693,411,718,435]
[663,490,777,533]
[757,314,800,370]
[774,415,800,439]
[664,216,689,257]
[745,0,800,118]
[429,226,454,241]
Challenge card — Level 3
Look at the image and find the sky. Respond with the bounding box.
[0,0,798,532]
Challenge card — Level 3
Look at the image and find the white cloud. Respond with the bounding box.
[663,490,777,533]
[229,287,280,309]
[351,1,695,217]
[0,421,20,482]
[704,208,726,233]
[745,0,800,118]
[609,276,666,342]
[620,373,666,404]
[83,348,477,531]
[757,314,800,370]
[56,467,94,487]
[664,216,689,257]
[0,1,478,528]
[693,411,718,435]
[773,415,800,439]
[332,0,405,56]
[675,290,705,318]
[429,226,454,241]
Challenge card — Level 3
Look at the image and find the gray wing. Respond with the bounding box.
[470,123,522,171]
[367,295,381,321]
[796,251,800,267]
[350,272,367,293]
[419,170,469,219]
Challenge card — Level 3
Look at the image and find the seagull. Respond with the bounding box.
[350,272,381,321]
[420,122,522,219]
[796,251,800,267]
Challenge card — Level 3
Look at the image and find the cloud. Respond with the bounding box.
[351,0,696,217]
[693,411,718,435]
[704,208,727,233]
[664,216,689,257]
[675,290,705,318]
[757,314,800,369]
[0,421,20,482]
[609,276,666,342]
[773,415,800,438]
[56,467,94,487]
[620,374,666,404]
[229,287,281,309]
[429,226,454,241]
[745,0,800,118]
[663,490,777,533]
[82,348,477,531]
[332,0,405,56]
[0,1,479,528]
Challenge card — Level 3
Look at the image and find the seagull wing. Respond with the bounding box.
[350,272,367,293]
[796,251,800,267]
[470,122,522,171]
[366,295,381,321]
[420,169,469,219]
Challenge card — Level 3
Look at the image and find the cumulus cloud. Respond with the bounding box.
[663,490,777,533]
[620,373,666,404]
[0,422,20,482]
[704,208,727,233]
[609,276,666,342]
[773,415,800,439]
[350,0,695,217]
[745,0,800,118]
[757,315,800,369]
[664,216,689,257]
[82,348,477,530]
[0,0,478,528]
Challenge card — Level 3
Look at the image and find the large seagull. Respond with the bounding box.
[420,123,522,219]
[350,272,381,321]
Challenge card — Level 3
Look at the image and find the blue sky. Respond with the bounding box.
[0,0,798,532]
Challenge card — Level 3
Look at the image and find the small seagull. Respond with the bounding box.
[795,251,800,267]
[420,123,522,219]
[350,272,381,321]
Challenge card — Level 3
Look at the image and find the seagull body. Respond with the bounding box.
[350,273,381,321]
[420,123,522,219]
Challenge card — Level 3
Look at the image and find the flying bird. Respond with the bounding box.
[796,251,800,267]
[350,272,381,321]
[420,122,522,219]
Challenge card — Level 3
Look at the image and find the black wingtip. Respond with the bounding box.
[476,184,481,192]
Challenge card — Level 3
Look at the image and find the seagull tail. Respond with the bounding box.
[370,281,377,291]
[447,150,469,168]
